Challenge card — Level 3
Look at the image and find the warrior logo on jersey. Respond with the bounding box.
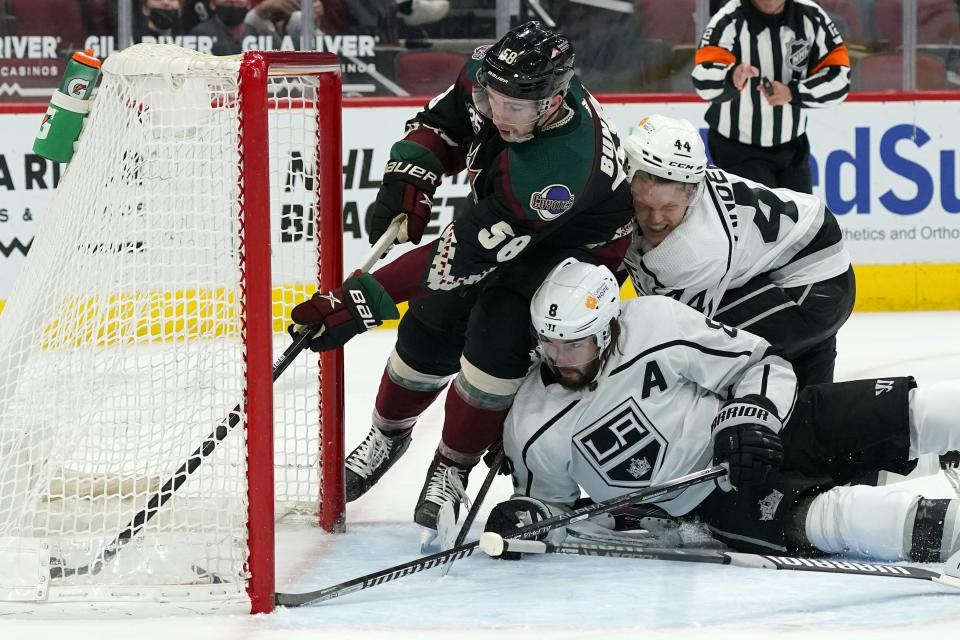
[573,397,666,488]
[787,38,812,71]
[530,184,575,221]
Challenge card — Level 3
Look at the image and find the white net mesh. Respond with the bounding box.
[0,45,337,607]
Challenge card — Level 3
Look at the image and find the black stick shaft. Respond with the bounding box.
[505,539,960,591]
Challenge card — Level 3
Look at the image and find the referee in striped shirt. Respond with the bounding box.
[692,0,850,193]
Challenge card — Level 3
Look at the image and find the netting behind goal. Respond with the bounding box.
[0,45,344,614]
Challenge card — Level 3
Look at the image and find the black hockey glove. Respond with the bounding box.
[370,149,442,245]
[484,497,563,560]
[289,271,399,352]
[711,396,784,490]
[482,441,511,476]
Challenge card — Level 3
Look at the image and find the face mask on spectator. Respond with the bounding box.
[216,5,248,27]
[149,8,181,30]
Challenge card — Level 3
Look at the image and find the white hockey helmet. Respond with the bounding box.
[624,114,707,184]
[530,258,621,355]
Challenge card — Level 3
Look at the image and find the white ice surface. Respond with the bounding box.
[3,311,960,639]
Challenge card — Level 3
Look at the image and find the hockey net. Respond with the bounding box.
[0,45,344,614]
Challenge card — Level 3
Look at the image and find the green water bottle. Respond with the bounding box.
[33,49,102,164]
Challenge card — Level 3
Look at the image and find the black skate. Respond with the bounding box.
[344,426,412,502]
[413,455,470,541]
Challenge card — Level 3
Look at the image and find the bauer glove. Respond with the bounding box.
[370,143,442,245]
[289,271,399,352]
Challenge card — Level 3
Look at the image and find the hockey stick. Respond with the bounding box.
[49,220,402,579]
[274,464,728,606]
[479,535,960,592]
[439,447,507,576]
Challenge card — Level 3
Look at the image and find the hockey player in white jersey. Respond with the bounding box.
[485,259,960,563]
[620,114,855,387]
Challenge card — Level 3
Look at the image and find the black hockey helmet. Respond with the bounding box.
[477,21,575,102]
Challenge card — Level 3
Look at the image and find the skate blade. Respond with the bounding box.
[436,501,458,551]
[419,526,439,553]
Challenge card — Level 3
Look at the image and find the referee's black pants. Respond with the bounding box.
[708,129,813,194]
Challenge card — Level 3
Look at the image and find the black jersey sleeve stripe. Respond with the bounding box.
[705,179,736,276]
[610,340,755,378]
[638,258,668,290]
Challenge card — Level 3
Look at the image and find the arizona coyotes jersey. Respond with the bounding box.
[622,167,850,317]
[371,47,634,303]
[503,295,797,516]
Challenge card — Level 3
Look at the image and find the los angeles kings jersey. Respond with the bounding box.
[622,167,850,318]
[371,48,634,303]
[503,295,797,516]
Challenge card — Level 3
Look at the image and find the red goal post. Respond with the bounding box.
[240,50,345,613]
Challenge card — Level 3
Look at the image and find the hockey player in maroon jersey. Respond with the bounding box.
[620,114,854,387]
[287,22,633,540]
[485,259,959,564]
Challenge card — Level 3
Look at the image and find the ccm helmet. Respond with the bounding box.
[624,114,707,183]
[530,258,621,356]
[477,21,575,109]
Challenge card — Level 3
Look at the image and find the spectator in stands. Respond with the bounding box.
[692,0,850,193]
[189,0,282,54]
[181,0,213,33]
[322,0,399,40]
[244,0,300,35]
[135,0,183,41]
[78,0,115,37]
[282,1,323,45]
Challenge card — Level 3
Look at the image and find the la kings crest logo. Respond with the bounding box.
[573,397,666,488]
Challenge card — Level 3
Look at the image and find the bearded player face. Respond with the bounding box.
[538,335,602,390]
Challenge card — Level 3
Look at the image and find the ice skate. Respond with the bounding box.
[344,425,412,502]
[414,455,469,550]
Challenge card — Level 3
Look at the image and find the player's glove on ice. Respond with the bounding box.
[370,143,442,245]
[289,271,399,352]
[484,497,566,560]
[711,395,784,489]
